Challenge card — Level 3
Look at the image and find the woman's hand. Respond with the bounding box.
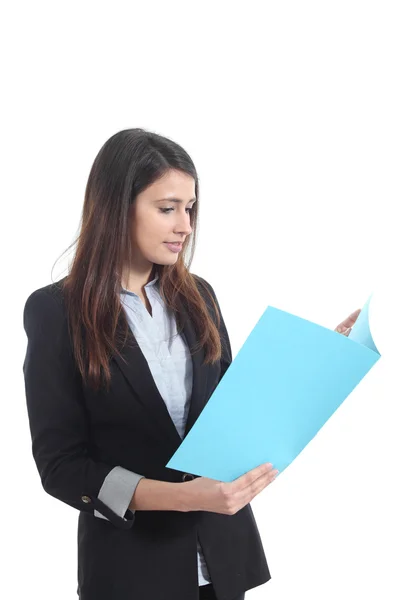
[180,462,278,515]
[335,309,361,336]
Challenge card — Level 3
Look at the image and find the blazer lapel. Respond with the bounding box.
[112,296,209,450]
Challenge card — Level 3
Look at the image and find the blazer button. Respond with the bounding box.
[81,495,92,503]
[182,473,195,482]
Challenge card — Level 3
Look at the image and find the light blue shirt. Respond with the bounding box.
[94,272,211,586]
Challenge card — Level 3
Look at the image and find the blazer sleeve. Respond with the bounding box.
[195,276,233,381]
[22,287,139,530]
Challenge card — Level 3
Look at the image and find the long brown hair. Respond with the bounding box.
[53,128,222,393]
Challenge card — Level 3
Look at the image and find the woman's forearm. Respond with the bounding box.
[129,478,191,512]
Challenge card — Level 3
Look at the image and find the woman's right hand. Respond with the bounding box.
[181,462,278,515]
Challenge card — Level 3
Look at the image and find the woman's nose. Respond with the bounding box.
[176,216,192,235]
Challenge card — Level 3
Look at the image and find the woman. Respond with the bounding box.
[22,128,278,600]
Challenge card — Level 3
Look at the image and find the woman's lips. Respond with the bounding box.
[164,242,182,253]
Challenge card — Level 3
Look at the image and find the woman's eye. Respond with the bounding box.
[159,207,193,214]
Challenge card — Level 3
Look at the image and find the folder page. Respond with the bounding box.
[166,294,381,481]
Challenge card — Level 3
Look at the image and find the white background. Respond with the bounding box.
[2,1,400,599]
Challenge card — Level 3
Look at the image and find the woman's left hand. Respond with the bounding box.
[335,309,361,336]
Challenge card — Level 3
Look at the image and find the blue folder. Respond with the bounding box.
[166,295,381,481]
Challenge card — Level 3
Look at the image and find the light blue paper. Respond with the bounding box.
[347,294,379,353]
[166,294,381,481]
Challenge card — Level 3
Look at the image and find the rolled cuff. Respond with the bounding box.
[94,466,145,521]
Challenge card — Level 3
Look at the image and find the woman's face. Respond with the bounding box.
[128,169,196,270]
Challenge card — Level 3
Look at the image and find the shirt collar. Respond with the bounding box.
[120,272,159,295]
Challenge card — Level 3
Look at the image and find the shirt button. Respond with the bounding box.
[81,495,92,503]
[182,473,195,482]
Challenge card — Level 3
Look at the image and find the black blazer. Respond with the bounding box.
[22,275,271,600]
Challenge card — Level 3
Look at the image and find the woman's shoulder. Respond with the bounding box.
[191,274,221,318]
[23,276,67,322]
[192,273,216,297]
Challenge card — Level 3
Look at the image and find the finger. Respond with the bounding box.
[259,469,279,492]
[262,469,279,486]
[244,470,277,504]
[346,309,361,324]
[335,309,361,332]
[240,469,279,508]
[336,326,352,336]
[335,324,348,333]
[230,463,270,489]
